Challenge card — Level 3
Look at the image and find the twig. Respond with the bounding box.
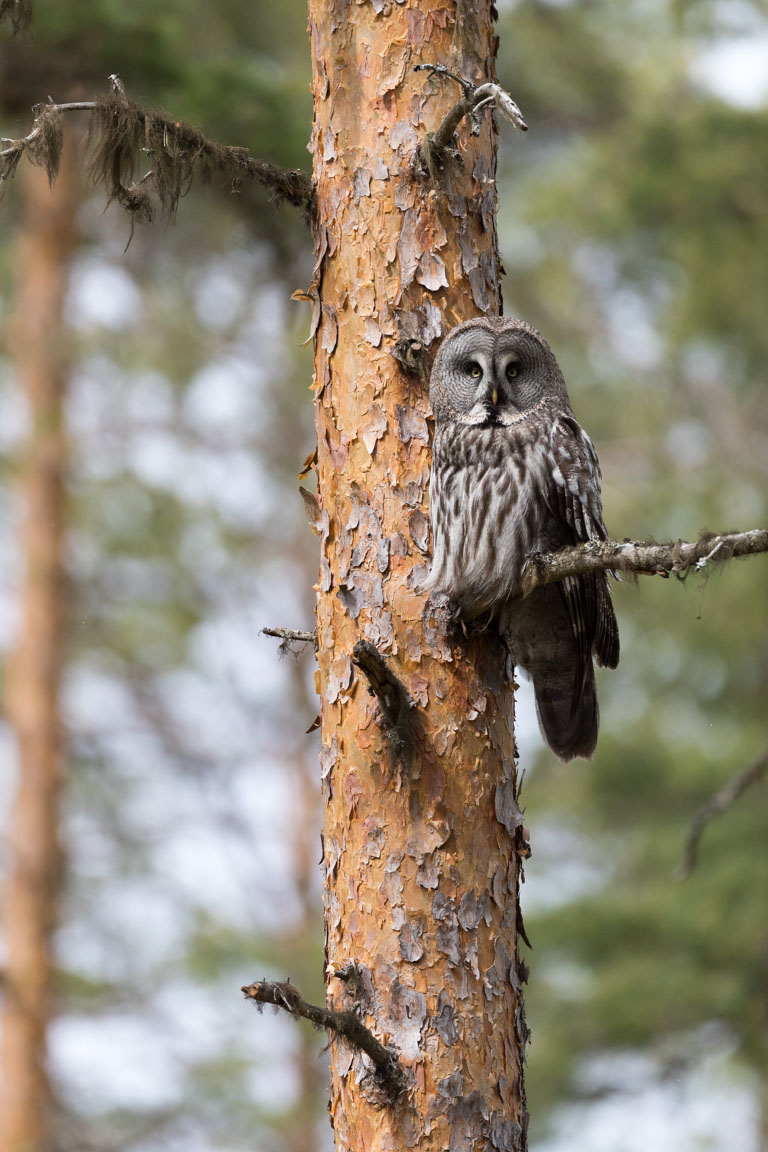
[1,102,101,149]
[414,63,527,180]
[519,529,768,597]
[678,751,768,880]
[242,979,406,1095]
[262,626,317,652]
[352,640,415,770]
[1,76,314,219]
[694,538,724,571]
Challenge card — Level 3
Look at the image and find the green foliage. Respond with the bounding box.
[497,0,768,1140]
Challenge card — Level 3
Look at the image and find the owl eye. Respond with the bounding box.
[506,362,519,380]
[466,361,483,379]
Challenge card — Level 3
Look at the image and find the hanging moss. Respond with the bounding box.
[2,80,314,228]
[27,104,63,187]
[1,104,61,203]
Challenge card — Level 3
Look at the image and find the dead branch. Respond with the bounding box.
[352,640,415,770]
[242,979,406,1095]
[1,75,314,222]
[678,750,768,880]
[414,62,527,180]
[262,626,318,654]
[519,529,768,597]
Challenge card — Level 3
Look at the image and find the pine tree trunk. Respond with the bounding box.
[307,4,528,1149]
[0,128,79,1152]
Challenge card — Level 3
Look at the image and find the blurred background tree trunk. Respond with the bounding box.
[0,124,79,1152]
[308,2,527,1148]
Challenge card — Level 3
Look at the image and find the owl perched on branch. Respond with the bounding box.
[426,317,619,761]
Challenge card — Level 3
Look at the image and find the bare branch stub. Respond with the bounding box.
[518,529,768,597]
[391,336,432,384]
[678,750,768,880]
[262,626,318,655]
[242,979,406,1098]
[352,640,415,771]
[414,63,527,181]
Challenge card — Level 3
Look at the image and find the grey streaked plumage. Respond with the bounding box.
[426,316,619,761]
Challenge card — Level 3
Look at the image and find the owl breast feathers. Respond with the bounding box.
[426,316,619,762]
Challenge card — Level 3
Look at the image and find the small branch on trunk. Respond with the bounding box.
[242,979,406,1097]
[262,626,318,655]
[678,750,768,880]
[352,640,415,771]
[519,529,768,597]
[1,75,314,223]
[391,337,432,383]
[414,63,527,181]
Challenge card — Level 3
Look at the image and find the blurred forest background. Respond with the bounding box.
[0,1,766,1150]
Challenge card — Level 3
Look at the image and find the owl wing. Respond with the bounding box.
[544,415,620,674]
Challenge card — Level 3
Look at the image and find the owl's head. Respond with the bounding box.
[429,316,568,426]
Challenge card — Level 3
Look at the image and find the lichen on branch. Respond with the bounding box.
[414,63,527,182]
[0,76,314,225]
[519,529,768,596]
[262,626,317,654]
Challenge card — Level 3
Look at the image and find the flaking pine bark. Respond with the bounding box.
[306,2,529,1149]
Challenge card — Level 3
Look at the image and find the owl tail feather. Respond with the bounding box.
[532,663,599,763]
[500,586,603,762]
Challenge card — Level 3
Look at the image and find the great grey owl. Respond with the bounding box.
[426,316,619,761]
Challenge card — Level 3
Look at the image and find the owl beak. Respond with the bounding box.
[491,388,498,406]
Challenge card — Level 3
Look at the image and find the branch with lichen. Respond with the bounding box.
[678,750,768,880]
[262,626,317,654]
[242,979,406,1096]
[1,75,314,229]
[414,62,527,181]
[518,529,768,597]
